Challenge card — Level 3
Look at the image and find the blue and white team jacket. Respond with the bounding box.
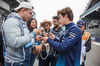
[47,22,82,66]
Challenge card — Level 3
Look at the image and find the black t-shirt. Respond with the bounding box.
[0,31,4,64]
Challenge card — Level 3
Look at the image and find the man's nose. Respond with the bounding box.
[30,15,32,18]
[58,20,60,22]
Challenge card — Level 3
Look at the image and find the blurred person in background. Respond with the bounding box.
[77,21,91,66]
[0,31,4,66]
[50,16,64,63]
[39,20,56,66]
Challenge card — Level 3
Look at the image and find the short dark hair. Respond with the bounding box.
[57,7,73,21]
[52,16,59,21]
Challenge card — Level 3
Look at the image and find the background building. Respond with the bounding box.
[0,0,36,30]
[80,0,100,42]
[0,0,19,29]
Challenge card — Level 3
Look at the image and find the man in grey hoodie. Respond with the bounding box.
[2,2,40,66]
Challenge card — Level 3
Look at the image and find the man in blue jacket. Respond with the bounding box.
[43,7,82,66]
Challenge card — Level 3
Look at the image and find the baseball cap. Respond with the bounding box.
[14,2,33,11]
[77,21,85,26]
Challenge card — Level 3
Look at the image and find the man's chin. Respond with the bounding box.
[60,23,62,25]
[54,26,56,28]
[54,25,58,28]
[24,19,28,21]
[61,24,65,26]
[26,18,30,21]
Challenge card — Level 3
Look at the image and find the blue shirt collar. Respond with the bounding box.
[64,22,75,31]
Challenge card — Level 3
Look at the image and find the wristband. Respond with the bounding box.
[35,36,37,40]
[32,32,36,37]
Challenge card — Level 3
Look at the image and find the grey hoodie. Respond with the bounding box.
[3,12,35,62]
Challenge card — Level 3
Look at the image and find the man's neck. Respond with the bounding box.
[18,12,24,21]
[45,29,49,32]
[18,12,22,17]
[54,25,60,31]
[65,21,73,25]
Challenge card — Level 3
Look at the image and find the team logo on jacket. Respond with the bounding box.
[69,32,76,39]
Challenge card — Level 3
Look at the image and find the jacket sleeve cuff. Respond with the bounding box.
[47,38,52,43]
[32,32,36,37]
[54,37,58,41]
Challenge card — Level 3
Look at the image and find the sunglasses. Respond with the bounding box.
[53,21,57,23]
[43,25,49,27]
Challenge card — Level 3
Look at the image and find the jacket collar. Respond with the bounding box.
[64,22,75,31]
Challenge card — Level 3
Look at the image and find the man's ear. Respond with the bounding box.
[84,26,86,29]
[21,8,26,12]
[64,14,68,19]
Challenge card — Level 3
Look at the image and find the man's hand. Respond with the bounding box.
[43,37,49,43]
[37,35,43,41]
[49,32,55,40]
[33,28,40,35]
